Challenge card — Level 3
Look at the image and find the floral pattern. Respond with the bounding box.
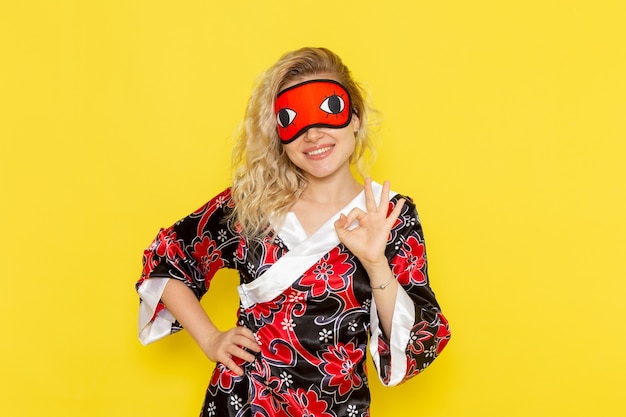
[321,342,365,398]
[137,187,451,416]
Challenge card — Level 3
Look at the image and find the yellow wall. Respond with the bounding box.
[1,1,624,416]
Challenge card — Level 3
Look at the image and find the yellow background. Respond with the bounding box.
[1,1,624,416]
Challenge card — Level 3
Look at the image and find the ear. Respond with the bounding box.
[352,110,361,133]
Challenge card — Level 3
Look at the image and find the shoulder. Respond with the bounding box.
[388,191,423,234]
[190,187,235,216]
[172,187,236,232]
[389,190,417,213]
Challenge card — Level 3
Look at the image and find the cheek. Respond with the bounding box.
[343,130,357,147]
[283,144,300,163]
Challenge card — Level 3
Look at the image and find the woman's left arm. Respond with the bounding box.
[334,177,405,338]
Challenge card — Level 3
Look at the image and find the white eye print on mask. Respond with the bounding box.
[319,94,345,115]
[277,108,297,128]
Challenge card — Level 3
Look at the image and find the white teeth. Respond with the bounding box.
[307,146,332,156]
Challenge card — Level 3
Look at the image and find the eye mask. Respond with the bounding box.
[275,79,352,143]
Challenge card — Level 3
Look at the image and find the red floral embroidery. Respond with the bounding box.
[209,362,241,393]
[250,360,286,415]
[262,234,282,265]
[392,234,426,286]
[191,235,224,278]
[154,229,185,261]
[285,388,334,417]
[407,320,434,355]
[299,249,354,298]
[321,342,364,397]
[139,248,156,281]
[247,296,283,322]
[436,312,451,354]
[404,356,422,379]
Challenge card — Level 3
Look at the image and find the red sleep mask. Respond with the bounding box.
[275,79,352,143]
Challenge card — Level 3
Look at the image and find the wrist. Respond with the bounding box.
[370,273,395,290]
[364,263,396,289]
[360,257,389,273]
[196,327,220,358]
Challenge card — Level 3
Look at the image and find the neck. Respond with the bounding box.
[300,172,362,205]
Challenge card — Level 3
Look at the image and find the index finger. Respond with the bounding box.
[379,180,392,212]
[236,326,261,351]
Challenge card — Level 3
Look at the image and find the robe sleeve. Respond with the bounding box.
[135,188,240,345]
[369,195,451,386]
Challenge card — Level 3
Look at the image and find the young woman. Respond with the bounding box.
[136,47,450,417]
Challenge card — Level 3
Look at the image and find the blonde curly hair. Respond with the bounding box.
[231,47,376,238]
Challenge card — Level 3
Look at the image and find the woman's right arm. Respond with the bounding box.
[161,278,260,376]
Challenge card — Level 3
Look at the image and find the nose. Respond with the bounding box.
[303,127,323,142]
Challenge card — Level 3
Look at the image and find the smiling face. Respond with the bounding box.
[278,75,361,182]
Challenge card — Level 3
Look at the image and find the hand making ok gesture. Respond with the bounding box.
[334,178,406,272]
